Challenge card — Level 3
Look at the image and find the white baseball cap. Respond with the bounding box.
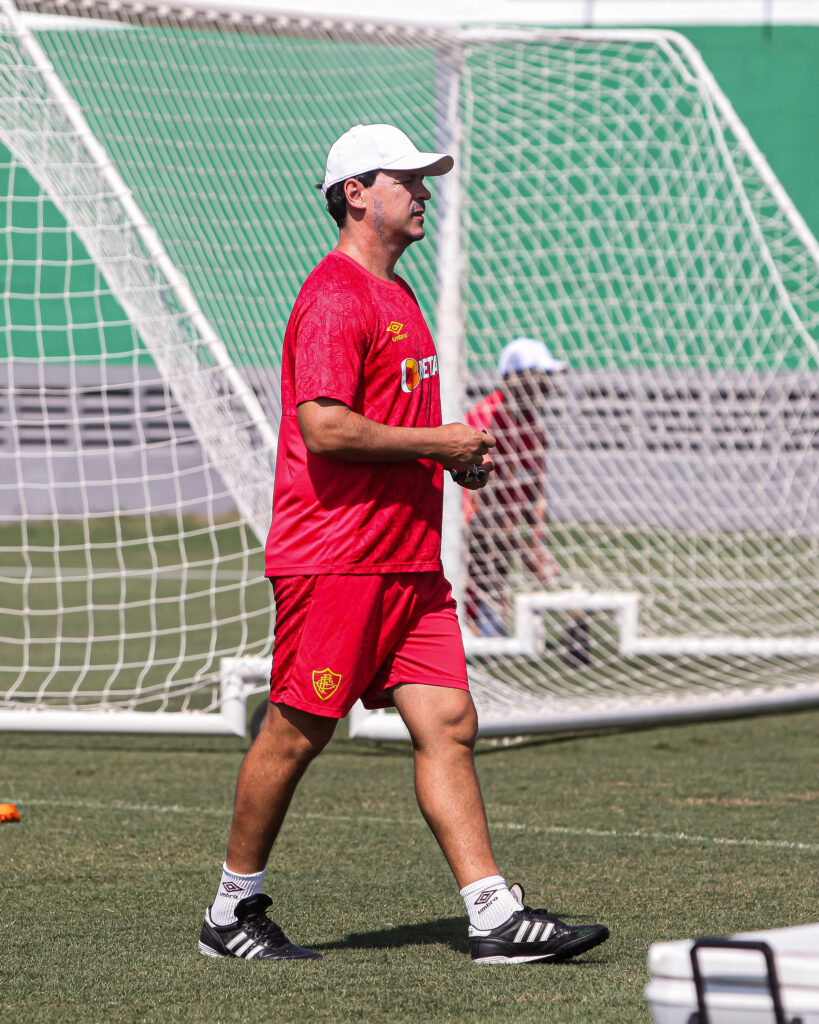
[319,123,454,195]
[498,337,568,376]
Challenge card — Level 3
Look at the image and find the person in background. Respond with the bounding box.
[464,338,590,665]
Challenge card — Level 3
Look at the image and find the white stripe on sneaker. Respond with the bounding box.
[226,931,248,951]
[235,938,256,957]
[513,920,530,943]
[540,922,555,943]
[527,922,542,942]
[246,944,264,959]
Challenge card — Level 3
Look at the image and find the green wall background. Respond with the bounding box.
[1,23,816,367]
[679,26,819,238]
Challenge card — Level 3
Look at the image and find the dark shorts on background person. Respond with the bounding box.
[268,569,469,718]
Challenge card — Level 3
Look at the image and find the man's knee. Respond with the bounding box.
[445,694,479,749]
[257,701,337,762]
[440,690,478,737]
[397,686,479,752]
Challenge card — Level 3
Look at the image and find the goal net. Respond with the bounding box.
[0,1,816,735]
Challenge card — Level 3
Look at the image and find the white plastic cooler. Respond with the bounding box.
[646,923,819,1023]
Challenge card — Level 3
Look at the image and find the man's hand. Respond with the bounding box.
[436,423,496,474]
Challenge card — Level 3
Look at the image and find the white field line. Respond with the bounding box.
[8,798,819,852]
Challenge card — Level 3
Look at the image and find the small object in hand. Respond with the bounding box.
[450,465,486,483]
[0,803,20,823]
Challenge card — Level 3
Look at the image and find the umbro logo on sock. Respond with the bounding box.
[221,881,244,894]
[475,888,498,908]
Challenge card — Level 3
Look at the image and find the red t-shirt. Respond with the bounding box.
[265,251,444,576]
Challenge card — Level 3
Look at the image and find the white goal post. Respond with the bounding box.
[0,0,817,736]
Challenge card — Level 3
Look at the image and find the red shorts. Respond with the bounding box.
[268,570,469,718]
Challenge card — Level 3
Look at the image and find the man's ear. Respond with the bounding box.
[343,176,368,212]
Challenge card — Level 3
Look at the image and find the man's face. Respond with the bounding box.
[504,369,556,411]
[365,170,432,248]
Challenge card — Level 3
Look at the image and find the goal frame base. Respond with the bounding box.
[0,661,254,735]
[347,685,819,742]
[216,595,819,742]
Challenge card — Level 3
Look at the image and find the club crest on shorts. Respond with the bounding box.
[312,667,342,701]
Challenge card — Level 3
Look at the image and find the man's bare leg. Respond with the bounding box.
[391,683,499,888]
[390,682,610,964]
[199,702,336,959]
[225,702,337,873]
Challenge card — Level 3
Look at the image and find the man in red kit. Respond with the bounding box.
[464,337,592,664]
[464,338,563,638]
[198,124,609,965]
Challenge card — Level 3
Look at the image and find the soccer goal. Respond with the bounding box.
[1,0,817,736]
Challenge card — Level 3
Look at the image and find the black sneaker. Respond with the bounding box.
[469,884,609,965]
[198,893,322,961]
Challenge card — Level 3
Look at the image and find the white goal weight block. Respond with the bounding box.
[466,589,819,661]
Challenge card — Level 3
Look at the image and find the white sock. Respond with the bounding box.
[210,862,266,926]
[460,875,523,930]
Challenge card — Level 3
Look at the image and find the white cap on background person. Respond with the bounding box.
[498,337,568,377]
[319,123,454,195]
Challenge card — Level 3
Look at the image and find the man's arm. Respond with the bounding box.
[297,397,495,476]
[521,494,559,586]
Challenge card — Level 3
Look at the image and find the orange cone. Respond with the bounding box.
[0,803,20,823]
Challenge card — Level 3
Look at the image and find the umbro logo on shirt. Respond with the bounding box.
[387,320,408,341]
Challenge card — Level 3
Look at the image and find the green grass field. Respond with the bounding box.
[2,708,818,1023]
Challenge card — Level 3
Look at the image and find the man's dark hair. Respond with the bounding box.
[325,170,379,228]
